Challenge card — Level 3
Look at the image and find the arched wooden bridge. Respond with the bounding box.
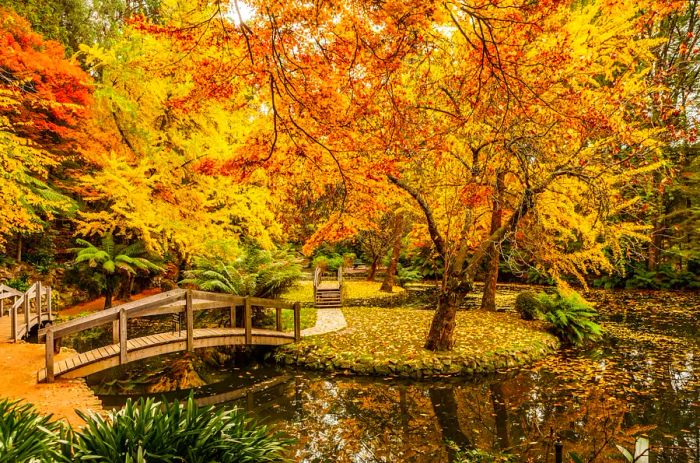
[37,289,300,383]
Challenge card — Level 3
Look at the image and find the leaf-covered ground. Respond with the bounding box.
[276,307,559,377]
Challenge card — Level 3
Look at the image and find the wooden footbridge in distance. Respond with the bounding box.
[0,282,53,342]
[36,289,300,383]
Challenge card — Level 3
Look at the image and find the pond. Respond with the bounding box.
[88,289,699,462]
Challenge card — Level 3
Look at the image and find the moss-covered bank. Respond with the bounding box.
[275,307,559,377]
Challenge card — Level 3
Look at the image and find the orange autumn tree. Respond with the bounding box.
[132,0,667,350]
[0,8,92,254]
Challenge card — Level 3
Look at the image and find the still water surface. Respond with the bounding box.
[91,289,699,462]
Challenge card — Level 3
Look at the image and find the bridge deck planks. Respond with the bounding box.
[38,327,294,383]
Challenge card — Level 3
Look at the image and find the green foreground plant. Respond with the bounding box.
[0,397,290,463]
[0,399,63,463]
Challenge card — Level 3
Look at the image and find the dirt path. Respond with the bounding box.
[301,308,347,336]
[60,287,161,317]
[0,340,102,426]
[0,290,167,426]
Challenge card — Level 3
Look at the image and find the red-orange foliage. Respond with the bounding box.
[0,8,92,154]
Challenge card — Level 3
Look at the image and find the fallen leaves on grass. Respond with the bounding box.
[276,307,559,377]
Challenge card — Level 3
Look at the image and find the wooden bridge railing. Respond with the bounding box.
[39,289,301,383]
[312,266,344,290]
[0,284,23,317]
[6,282,52,341]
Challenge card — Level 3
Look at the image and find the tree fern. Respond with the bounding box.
[182,246,301,299]
[72,233,163,308]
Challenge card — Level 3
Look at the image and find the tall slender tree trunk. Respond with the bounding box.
[16,235,22,263]
[648,219,663,271]
[104,287,114,309]
[367,257,379,281]
[381,214,404,292]
[481,172,505,311]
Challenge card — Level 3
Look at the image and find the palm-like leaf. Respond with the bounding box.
[181,246,301,298]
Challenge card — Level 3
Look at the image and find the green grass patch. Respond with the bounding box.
[276,306,559,377]
[278,307,317,331]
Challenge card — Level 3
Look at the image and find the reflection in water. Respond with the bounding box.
[91,290,699,462]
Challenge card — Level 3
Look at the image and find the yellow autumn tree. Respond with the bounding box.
[75,8,283,261]
[382,0,665,349]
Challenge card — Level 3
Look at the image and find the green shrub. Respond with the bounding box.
[6,274,30,292]
[312,254,344,272]
[68,396,290,462]
[397,265,421,287]
[539,290,603,346]
[0,399,64,463]
[514,291,543,320]
[593,261,700,290]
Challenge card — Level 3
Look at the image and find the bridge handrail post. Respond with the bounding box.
[36,281,41,327]
[24,287,30,337]
[293,302,301,341]
[45,327,54,383]
[47,287,52,320]
[10,296,16,341]
[275,307,282,332]
[119,308,128,364]
[186,290,194,352]
[244,296,252,344]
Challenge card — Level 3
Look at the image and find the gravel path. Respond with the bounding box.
[301,308,347,336]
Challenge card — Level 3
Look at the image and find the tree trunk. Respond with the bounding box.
[380,214,404,292]
[424,288,461,351]
[380,238,401,292]
[481,172,505,311]
[104,287,114,309]
[648,219,663,271]
[367,257,379,281]
[16,235,22,263]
